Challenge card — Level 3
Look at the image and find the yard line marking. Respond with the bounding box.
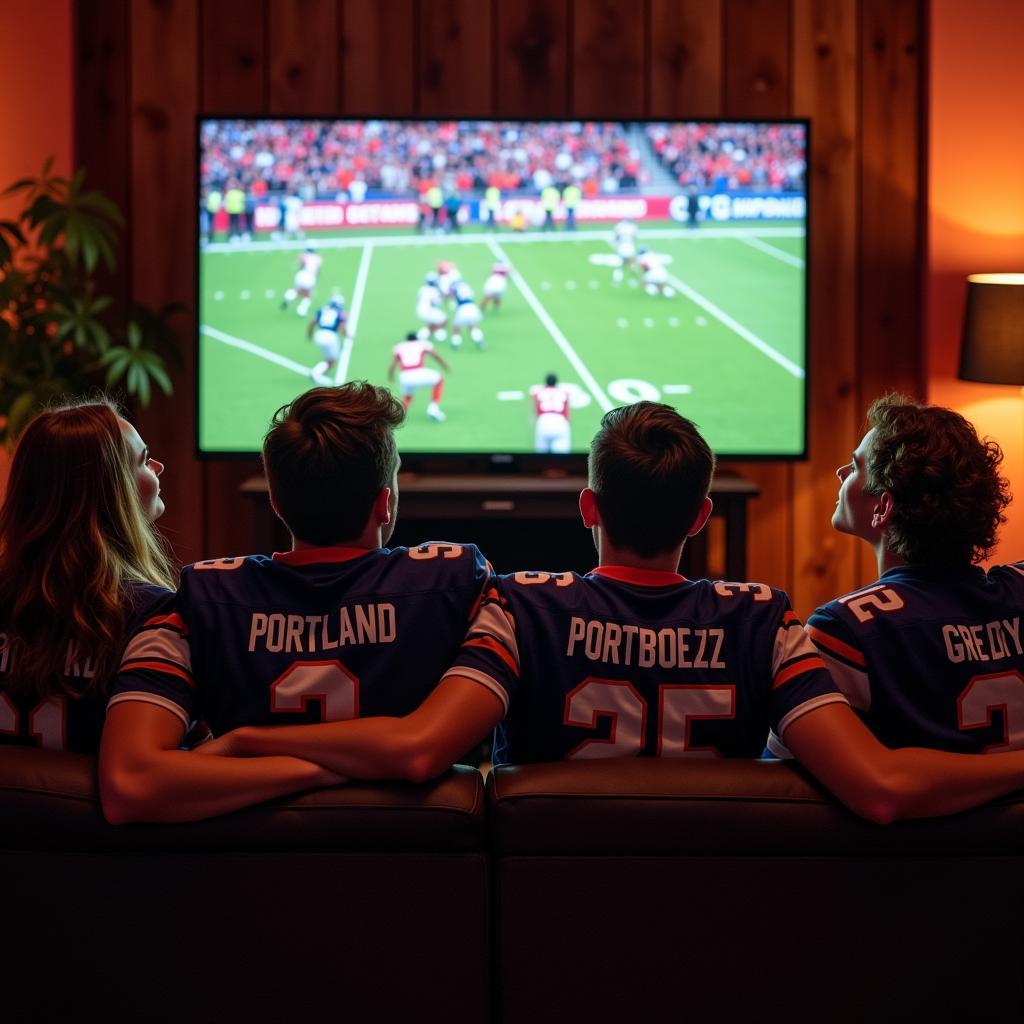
[200,324,311,378]
[497,390,524,400]
[665,269,804,379]
[663,384,693,395]
[739,234,805,268]
[203,225,806,255]
[605,237,804,380]
[335,242,373,384]
[487,237,613,413]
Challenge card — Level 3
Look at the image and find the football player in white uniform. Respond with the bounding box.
[437,260,462,305]
[531,373,572,453]
[480,262,510,313]
[451,280,484,350]
[282,244,323,317]
[638,247,675,298]
[388,331,451,421]
[307,294,347,384]
[416,272,448,343]
[612,218,639,284]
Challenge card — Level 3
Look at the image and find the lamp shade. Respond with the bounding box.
[959,273,1024,384]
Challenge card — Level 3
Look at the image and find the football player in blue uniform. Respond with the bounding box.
[205,402,1024,823]
[0,401,177,753]
[803,394,1024,753]
[100,383,496,823]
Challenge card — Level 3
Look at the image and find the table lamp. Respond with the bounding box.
[959,273,1024,384]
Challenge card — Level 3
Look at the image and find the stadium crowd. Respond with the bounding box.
[644,122,806,191]
[202,119,656,202]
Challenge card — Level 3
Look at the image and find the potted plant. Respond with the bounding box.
[0,159,180,440]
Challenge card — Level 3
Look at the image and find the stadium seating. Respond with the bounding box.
[3,747,1023,1023]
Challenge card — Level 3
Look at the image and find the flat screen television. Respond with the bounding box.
[197,118,808,465]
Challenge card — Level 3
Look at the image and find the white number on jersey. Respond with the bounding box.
[193,557,247,572]
[713,582,773,602]
[512,571,574,587]
[958,670,1024,751]
[270,661,359,721]
[0,693,66,749]
[409,543,464,560]
[838,584,905,623]
[563,678,737,759]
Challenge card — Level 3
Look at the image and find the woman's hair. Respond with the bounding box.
[0,399,177,700]
[865,394,1011,567]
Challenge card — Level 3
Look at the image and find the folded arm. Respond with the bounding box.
[99,701,343,825]
[197,675,505,784]
[784,702,1024,823]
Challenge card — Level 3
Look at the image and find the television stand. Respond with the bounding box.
[241,473,757,580]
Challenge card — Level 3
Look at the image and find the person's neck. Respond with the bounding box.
[876,542,907,577]
[597,539,686,575]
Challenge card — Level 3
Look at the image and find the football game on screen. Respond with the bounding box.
[198,119,807,457]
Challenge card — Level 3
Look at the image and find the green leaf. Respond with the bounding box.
[7,390,42,439]
[147,360,173,396]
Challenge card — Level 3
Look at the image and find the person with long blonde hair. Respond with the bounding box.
[0,399,176,752]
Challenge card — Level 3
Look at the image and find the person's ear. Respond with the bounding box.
[687,496,714,537]
[373,486,392,526]
[579,487,600,528]
[871,491,895,531]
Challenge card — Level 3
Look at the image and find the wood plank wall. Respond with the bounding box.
[75,0,924,618]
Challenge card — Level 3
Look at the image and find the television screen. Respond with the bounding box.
[198,118,808,459]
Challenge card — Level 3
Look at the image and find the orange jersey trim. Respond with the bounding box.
[782,611,801,627]
[144,612,188,633]
[806,625,866,667]
[773,656,827,689]
[120,660,195,688]
[464,635,519,677]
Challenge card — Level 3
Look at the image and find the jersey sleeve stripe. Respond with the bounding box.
[122,629,192,672]
[773,655,827,689]
[143,612,188,634]
[782,610,801,626]
[440,666,510,714]
[463,635,519,677]
[119,659,195,688]
[806,624,866,667]
[776,692,850,739]
[106,692,191,729]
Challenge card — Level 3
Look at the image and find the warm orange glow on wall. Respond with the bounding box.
[0,0,73,492]
[928,0,1024,564]
[0,0,72,208]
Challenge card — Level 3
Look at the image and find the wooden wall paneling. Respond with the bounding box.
[268,0,339,114]
[417,0,494,117]
[790,0,859,617]
[720,0,793,593]
[340,0,416,115]
[857,0,924,586]
[494,0,569,118]
[724,0,791,117]
[648,0,723,118]
[200,1,269,559]
[858,0,923,404]
[571,0,647,117]
[131,0,202,564]
[75,0,132,314]
[200,0,266,113]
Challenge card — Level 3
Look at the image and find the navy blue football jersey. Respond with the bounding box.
[109,544,493,736]
[315,303,345,332]
[806,563,1024,753]
[446,565,846,765]
[0,583,171,754]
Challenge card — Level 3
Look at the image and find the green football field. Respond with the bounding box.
[198,221,806,456]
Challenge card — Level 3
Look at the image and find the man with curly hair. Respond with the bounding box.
[799,393,1024,753]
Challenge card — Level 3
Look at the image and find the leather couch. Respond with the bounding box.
[3,747,1023,1023]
